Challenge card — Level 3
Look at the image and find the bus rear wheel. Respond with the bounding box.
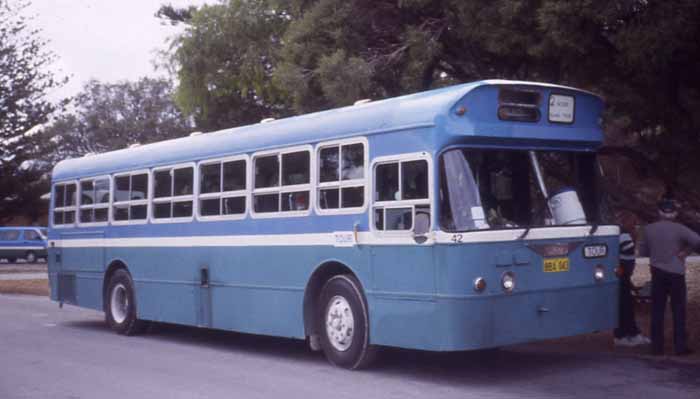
[25,251,36,264]
[105,269,146,335]
[318,275,376,369]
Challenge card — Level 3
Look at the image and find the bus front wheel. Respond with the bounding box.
[318,275,376,369]
[105,269,146,335]
[25,251,36,264]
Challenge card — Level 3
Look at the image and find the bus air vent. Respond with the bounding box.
[354,99,372,106]
[128,143,141,149]
[189,131,203,137]
[260,118,276,124]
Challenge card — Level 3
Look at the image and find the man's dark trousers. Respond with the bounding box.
[650,267,687,354]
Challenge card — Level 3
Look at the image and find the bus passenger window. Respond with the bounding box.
[317,141,365,212]
[200,163,221,194]
[402,161,428,199]
[223,196,245,215]
[198,158,247,219]
[53,182,77,226]
[115,176,130,202]
[373,157,431,233]
[319,147,339,182]
[174,168,193,196]
[281,191,309,211]
[81,180,94,205]
[255,155,279,189]
[113,172,149,222]
[254,193,279,213]
[385,208,412,230]
[282,152,310,185]
[342,144,364,180]
[154,170,172,198]
[151,166,193,221]
[223,160,246,191]
[376,163,399,201]
[253,149,311,215]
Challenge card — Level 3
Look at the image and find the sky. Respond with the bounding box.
[22,0,211,101]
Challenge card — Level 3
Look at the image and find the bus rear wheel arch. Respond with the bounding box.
[104,268,147,335]
[317,274,376,369]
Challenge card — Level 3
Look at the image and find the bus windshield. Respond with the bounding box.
[439,148,599,232]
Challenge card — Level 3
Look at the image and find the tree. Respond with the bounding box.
[159,0,291,131]
[38,78,193,163]
[0,0,65,223]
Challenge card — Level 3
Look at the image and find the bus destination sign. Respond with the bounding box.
[548,94,575,123]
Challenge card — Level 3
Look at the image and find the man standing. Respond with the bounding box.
[614,216,649,346]
[638,200,700,356]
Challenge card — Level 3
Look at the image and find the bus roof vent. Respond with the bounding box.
[128,143,141,149]
[354,99,372,106]
[82,152,96,158]
[260,118,276,124]
[189,131,203,137]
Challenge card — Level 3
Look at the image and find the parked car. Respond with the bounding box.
[0,227,48,263]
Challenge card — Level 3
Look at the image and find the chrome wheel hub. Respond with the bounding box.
[325,295,354,351]
[110,283,128,324]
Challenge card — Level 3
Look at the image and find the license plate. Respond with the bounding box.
[543,257,569,272]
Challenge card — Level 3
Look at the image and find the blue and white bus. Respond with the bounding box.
[48,80,619,369]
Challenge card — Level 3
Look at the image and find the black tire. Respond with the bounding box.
[105,269,146,335]
[317,275,376,369]
[25,251,36,264]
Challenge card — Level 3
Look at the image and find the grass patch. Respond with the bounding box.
[0,279,49,296]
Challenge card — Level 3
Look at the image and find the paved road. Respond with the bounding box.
[1,294,699,399]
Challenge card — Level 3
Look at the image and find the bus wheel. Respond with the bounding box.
[318,275,376,369]
[106,269,146,335]
[25,251,36,264]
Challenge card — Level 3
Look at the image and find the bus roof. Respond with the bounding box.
[52,80,602,181]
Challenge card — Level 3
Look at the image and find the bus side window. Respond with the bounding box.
[113,172,149,222]
[152,166,193,220]
[318,142,366,211]
[79,177,110,224]
[53,182,77,226]
[198,158,247,218]
[253,149,311,215]
[373,158,430,232]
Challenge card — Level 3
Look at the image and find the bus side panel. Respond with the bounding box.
[106,245,371,340]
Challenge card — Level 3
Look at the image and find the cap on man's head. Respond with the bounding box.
[658,199,677,213]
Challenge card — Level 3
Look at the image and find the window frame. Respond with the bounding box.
[150,162,196,224]
[315,137,369,215]
[52,180,79,228]
[110,169,151,226]
[370,152,433,235]
[195,154,250,222]
[78,175,112,227]
[250,145,314,219]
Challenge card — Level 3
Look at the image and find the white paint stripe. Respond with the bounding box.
[0,246,46,251]
[50,225,619,248]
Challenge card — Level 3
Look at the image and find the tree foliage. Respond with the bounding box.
[37,78,193,163]
[0,0,65,223]
[159,0,291,131]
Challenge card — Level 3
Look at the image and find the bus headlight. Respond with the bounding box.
[501,272,515,292]
[473,277,487,292]
[594,265,605,281]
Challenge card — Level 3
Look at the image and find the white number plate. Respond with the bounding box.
[583,245,607,258]
[549,94,575,123]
